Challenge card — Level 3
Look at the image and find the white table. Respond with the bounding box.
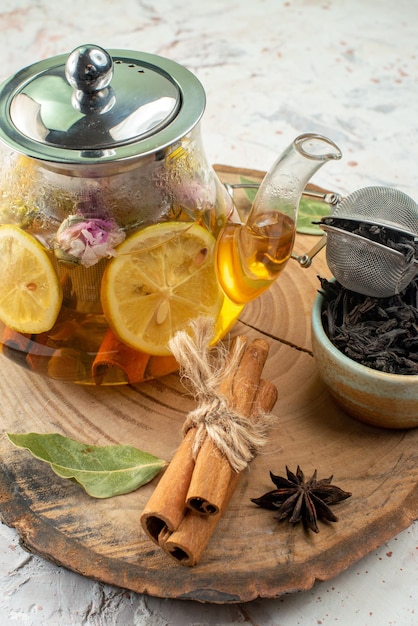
[0,1,417,624]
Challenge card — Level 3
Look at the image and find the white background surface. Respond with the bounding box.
[0,1,417,624]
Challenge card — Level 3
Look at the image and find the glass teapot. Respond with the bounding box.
[0,44,341,385]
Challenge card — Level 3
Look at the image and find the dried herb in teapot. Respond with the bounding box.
[319,276,418,375]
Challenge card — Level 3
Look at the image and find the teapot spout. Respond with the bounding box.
[215,133,342,304]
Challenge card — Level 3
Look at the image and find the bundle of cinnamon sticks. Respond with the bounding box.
[140,326,278,566]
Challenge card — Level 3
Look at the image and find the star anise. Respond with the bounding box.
[251,466,352,533]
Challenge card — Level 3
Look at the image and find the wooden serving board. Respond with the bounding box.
[0,166,417,604]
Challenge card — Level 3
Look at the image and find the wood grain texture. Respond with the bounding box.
[0,166,417,604]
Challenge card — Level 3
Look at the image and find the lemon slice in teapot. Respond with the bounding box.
[101,221,223,356]
[0,225,62,334]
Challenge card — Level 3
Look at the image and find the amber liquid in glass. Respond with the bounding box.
[0,246,243,385]
[0,154,245,384]
[216,211,296,304]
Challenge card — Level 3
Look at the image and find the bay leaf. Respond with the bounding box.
[239,176,258,204]
[7,432,167,498]
[239,176,330,235]
[296,197,331,235]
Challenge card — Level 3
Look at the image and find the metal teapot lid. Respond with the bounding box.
[0,44,206,167]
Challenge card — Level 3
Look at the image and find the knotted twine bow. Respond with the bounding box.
[168,318,271,473]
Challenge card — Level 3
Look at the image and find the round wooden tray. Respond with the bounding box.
[0,166,417,604]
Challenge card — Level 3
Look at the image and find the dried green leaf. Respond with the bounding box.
[239,176,258,204]
[7,432,167,498]
[239,176,330,235]
[296,197,331,235]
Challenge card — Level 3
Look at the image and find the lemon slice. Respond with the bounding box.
[0,225,62,334]
[101,222,224,356]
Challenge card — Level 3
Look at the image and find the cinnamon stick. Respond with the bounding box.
[1,325,33,353]
[163,378,278,566]
[0,325,52,374]
[182,335,246,515]
[92,328,150,384]
[140,427,197,543]
[186,338,269,515]
[184,440,233,515]
[92,329,179,384]
[140,335,247,536]
[140,330,278,566]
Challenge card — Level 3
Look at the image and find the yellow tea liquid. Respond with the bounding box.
[0,246,243,385]
[216,211,296,304]
[0,153,244,384]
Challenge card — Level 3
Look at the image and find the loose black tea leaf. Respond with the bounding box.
[320,217,418,263]
[319,276,418,374]
[251,466,351,533]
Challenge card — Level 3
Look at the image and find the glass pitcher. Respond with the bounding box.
[0,44,341,385]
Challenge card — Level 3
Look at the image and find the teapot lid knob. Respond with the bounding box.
[65,44,113,93]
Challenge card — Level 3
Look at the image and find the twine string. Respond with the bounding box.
[168,318,269,472]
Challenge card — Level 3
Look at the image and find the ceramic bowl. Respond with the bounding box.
[311,288,418,429]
